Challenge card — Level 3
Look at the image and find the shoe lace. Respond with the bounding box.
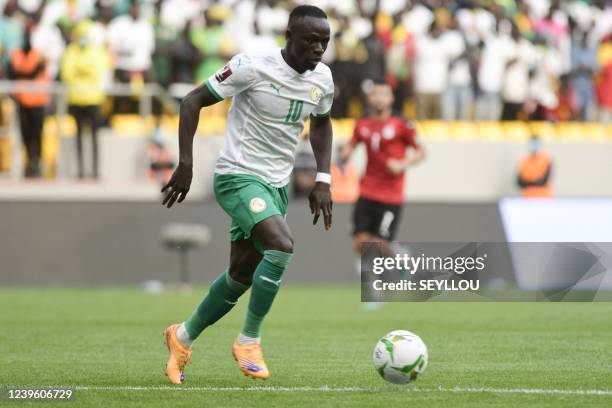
[176,347,192,369]
[245,344,264,362]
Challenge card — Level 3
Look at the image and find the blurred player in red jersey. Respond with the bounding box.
[340,80,426,261]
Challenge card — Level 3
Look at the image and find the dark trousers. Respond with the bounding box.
[501,102,523,121]
[69,105,99,178]
[18,104,45,178]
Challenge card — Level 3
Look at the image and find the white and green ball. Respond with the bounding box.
[372,330,428,384]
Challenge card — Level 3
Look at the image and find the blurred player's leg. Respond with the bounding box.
[351,197,403,310]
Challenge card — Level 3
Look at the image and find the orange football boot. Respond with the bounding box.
[232,340,270,379]
[164,324,192,384]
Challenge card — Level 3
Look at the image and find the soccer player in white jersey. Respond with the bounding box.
[160,5,334,383]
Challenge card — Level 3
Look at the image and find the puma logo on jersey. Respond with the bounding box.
[269,83,284,95]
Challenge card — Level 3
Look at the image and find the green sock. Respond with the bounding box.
[242,250,292,338]
[184,270,249,340]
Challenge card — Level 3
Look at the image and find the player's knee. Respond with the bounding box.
[228,266,253,286]
[263,234,294,253]
[353,233,371,254]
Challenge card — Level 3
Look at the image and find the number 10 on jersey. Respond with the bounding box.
[285,100,303,123]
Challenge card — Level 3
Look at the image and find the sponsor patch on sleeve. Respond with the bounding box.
[215,64,233,82]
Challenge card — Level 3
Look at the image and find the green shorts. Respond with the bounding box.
[213,173,288,252]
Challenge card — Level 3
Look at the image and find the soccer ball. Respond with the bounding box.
[372,330,428,384]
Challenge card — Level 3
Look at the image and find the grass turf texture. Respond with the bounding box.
[1,286,611,407]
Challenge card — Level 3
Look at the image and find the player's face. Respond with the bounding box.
[287,16,330,71]
[368,85,394,113]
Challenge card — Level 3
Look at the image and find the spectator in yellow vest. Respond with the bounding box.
[61,20,110,179]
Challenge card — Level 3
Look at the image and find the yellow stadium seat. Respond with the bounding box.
[0,136,11,172]
[200,100,231,117]
[196,115,215,135]
[196,115,227,136]
[449,121,478,141]
[502,121,531,141]
[209,116,227,134]
[160,115,179,136]
[43,115,77,138]
[0,99,14,172]
[341,119,356,140]
[41,131,59,178]
[402,101,416,118]
[331,119,343,139]
[529,121,556,141]
[414,121,426,139]
[330,119,352,141]
[419,120,449,141]
[579,123,607,142]
[556,123,584,141]
[111,115,155,137]
[476,122,504,141]
[348,98,363,118]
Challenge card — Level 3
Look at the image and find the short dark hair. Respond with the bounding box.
[288,5,327,26]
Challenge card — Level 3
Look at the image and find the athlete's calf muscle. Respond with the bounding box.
[229,240,262,285]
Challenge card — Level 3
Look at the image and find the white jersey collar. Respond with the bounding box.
[276,48,314,77]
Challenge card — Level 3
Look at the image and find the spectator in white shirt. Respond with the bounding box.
[413,20,452,119]
[442,20,475,121]
[402,0,434,37]
[107,1,154,78]
[528,35,564,120]
[31,19,64,80]
[107,1,155,113]
[476,19,513,121]
[501,23,536,120]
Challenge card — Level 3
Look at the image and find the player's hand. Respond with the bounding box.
[161,162,192,208]
[386,159,405,175]
[309,182,333,230]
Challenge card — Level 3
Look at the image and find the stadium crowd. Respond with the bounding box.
[1,0,612,123]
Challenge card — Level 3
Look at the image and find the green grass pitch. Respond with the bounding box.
[1,286,611,407]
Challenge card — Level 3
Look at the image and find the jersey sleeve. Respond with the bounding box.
[403,121,420,149]
[312,70,334,117]
[313,89,334,117]
[349,120,362,145]
[205,54,256,101]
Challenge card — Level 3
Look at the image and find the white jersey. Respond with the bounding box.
[206,49,334,187]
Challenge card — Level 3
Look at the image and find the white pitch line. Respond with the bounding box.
[48,385,612,396]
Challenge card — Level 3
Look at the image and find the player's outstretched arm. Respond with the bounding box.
[406,145,427,167]
[387,143,428,175]
[339,142,356,163]
[308,114,333,230]
[162,84,221,208]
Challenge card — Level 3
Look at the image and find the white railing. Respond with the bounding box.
[0,80,179,137]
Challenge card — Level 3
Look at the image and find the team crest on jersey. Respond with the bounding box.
[249,197,267,213]
[310,86,323,103]
[383,125,395,140]
[215,64,233,82]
